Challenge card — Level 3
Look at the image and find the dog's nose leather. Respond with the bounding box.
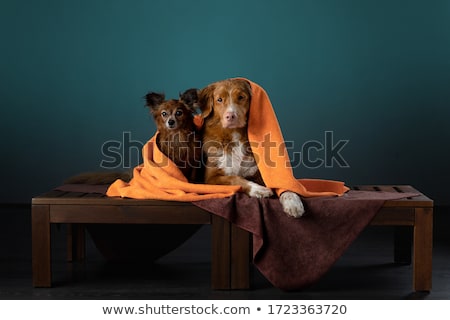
[225,112,236,120]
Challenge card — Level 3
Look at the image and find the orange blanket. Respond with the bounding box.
[106,134,240,201]
[106,78,349,200]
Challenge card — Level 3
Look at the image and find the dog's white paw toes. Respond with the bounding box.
[247,182,274,198]
[280,192,305,218]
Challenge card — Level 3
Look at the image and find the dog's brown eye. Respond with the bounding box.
[175,110,183,117]
[217,98,223,103]
[161,111,168,117]
[238,95,244,100]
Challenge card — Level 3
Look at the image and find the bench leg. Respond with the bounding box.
[211,215,250,289]
[32,205,52,287]
[231,223,251,289]
[413,207,433,291]
[211,215,231,289]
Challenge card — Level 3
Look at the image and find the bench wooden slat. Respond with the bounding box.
[352,185,433,208]
[81,193,106,198]
[392,185,434,204]
[64,192,88,197]
[37,190,68,198]
[376,185,399,192]
[33,197,198,206]
[353,185,378,191]
[49,204,211,224]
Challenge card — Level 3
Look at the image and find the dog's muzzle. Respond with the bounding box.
[167,119,176,129]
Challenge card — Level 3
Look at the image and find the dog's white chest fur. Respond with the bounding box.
[218,132,259,178]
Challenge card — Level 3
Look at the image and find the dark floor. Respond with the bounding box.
[1,204,449,300]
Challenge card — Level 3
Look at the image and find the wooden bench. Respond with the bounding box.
[31,185,433,291]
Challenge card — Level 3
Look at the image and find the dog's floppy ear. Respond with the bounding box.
[145,92,165,111]
[239,79,252,98]
[179,88,199,111]
[198,84,215,118]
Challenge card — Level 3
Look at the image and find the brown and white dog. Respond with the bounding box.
[145,89,203,183]
[199,78,305,217]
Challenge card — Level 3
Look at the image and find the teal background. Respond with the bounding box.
[1,0,449,204]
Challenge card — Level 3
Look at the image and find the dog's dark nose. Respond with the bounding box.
[168,119,175,126]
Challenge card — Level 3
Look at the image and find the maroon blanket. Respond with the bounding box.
[55,184,418,291]
[193,190,418,291]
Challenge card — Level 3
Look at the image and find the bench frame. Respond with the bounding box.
[31,185,433,291]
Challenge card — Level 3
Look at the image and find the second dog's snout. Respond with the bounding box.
[168,119,175,126]
[225,112,236,121]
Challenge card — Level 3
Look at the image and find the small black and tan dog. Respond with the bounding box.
[65,88,202,185]
[145,88,203,183]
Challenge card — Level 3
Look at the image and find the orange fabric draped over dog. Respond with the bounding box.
[106,78,348,200]
[106,133,241,201]
[243,78,349,197]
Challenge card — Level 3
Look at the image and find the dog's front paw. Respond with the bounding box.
[247,182,274,198]
[280,191,305,218]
